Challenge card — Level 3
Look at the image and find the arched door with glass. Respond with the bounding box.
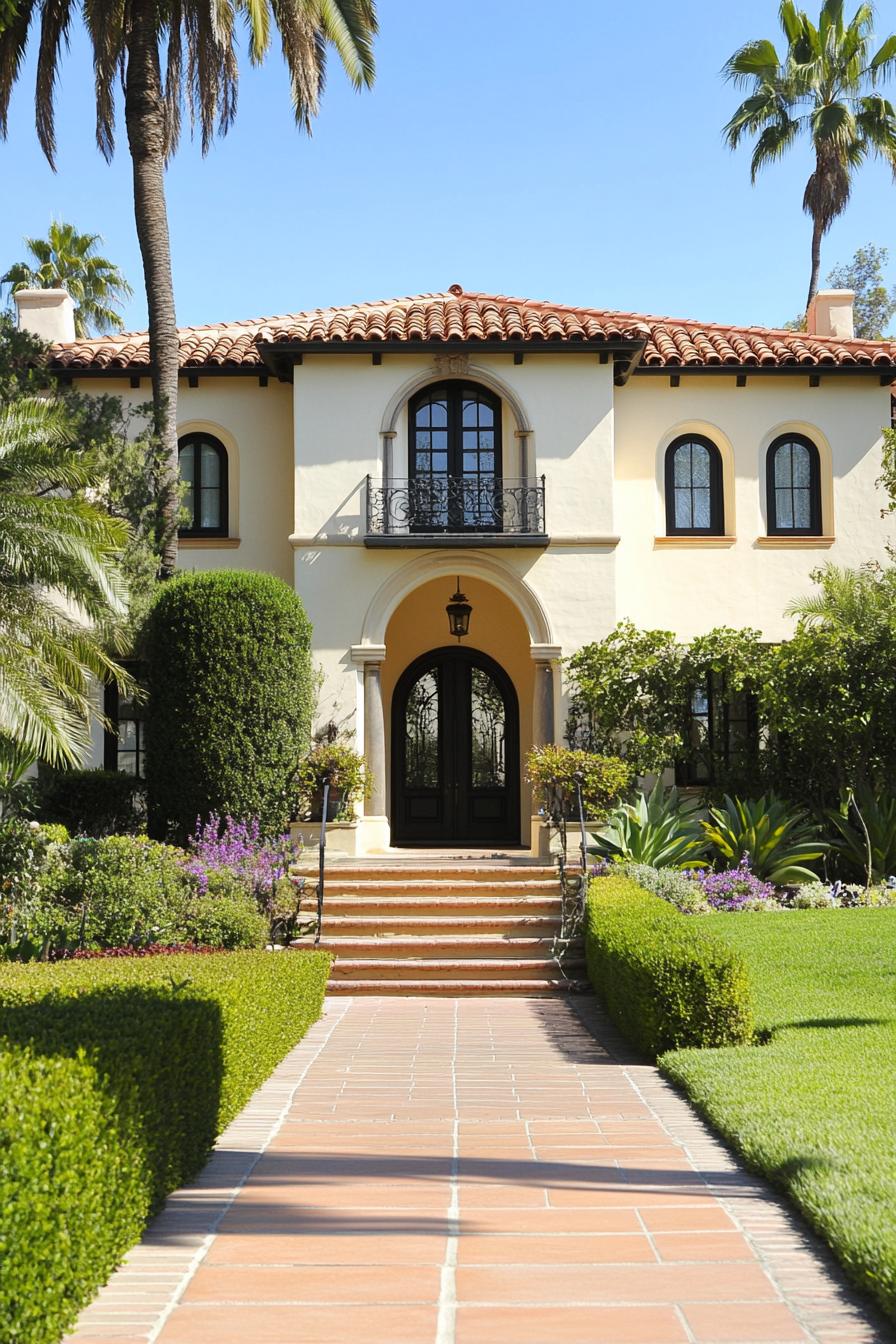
[392,647,519,846]
[408,381,502,532]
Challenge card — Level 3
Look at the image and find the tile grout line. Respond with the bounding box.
[140,996,350,1344]
[435,998,460,1344]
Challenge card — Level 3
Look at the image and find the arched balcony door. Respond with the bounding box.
[408,381,502,533]
[392,647,519,846]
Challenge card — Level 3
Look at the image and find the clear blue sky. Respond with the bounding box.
[2,0,895,332]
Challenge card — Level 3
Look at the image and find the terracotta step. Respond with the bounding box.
[291,865,557,884]
[316,915,561,937]
[327,978,588,996]
[290,859,579,996]
[317,936,561,960]
[300,878,561,898]
[306,896,562,919]
[328,957,584,981]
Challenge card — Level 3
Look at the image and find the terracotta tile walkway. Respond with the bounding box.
[66,997,889,1344]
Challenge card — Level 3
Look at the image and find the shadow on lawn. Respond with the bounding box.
[755,1015,889,1044]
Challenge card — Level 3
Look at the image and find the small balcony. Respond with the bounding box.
[364,475,548,548]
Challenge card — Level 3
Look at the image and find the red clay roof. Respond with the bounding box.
[50,286,896,374]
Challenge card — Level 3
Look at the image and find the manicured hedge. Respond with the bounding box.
[0,949,330,1344]
[584,876,754,1056]
[143,570,313,841]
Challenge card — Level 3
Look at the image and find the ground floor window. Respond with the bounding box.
[104,664,146,777]
[677,673,758,787]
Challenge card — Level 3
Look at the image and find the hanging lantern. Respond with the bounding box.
[446,577,472,640]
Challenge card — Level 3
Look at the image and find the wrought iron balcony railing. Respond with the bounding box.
[365,475,547,548]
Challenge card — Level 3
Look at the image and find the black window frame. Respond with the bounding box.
[178,432,228,538]
[766,433,822,536]
[664,434,724,536]
[408,381,503,533]
[676,672,759,788]
[103,661,146,778]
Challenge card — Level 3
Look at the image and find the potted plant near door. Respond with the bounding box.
[294,741,370,822]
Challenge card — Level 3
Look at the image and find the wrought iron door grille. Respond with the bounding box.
[366,476,546,538]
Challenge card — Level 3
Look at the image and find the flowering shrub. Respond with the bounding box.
[184,814,292,908]
[621,862,711,915]
[791,880,896,909]
[686,856,778,911]
[791,881,841,909]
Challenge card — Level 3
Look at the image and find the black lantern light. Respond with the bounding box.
[446,577,472,640]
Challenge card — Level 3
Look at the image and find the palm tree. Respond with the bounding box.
[784,561,896,629]
[723,0,896,313]
[0,2,377,578]
[2,220,133,336]
[0,396,132,767]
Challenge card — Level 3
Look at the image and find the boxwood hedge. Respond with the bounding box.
[143,570,313,841]
[585,875,754,1056]
[0,949,330,1344]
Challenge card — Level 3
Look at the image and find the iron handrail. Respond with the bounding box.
[314,773,330,945]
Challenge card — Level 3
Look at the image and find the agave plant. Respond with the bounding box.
[589,780,709,868]
[826,790,896,884]
[701,794,826,884]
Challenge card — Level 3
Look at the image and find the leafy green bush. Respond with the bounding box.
[761,619,896,808]
[701,794,825,883]
[0,949,330,1344]
[584,875,754,1056]
[0,819,70,954]
[178,890,269,949]
[590,781,709,867]
[526,745,630,822]
[33,769,146,836]
[59,835,192,949]
[565,621,686,775]
[144,571,313,841]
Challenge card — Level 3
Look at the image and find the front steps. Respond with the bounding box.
[290,860,585,996]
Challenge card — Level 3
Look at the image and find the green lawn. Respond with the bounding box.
[661,909,896,1320]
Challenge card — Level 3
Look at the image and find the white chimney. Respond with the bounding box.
[807,289,855,341]
[13,288,77,344]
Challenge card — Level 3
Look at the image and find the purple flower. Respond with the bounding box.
[185,814,292,906]
[683,854,776,911]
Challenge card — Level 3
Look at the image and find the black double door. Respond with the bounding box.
[392,647,520,847]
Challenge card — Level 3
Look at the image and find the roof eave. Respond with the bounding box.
[633,363,896,380]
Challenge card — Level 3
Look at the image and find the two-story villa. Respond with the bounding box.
[19,284,896,853]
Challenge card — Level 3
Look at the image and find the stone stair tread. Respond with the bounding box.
[318,940,564,951]
[308,895,561,908]
[291,866,558,881]
[327,979,588,995]
[329,957,584,971]
[319,915,558,928]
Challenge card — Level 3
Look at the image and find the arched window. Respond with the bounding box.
[408,381,502,531]
[664,435,724,535]
[767,434,821,535]
[178,432,228,536]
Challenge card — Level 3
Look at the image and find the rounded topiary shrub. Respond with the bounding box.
[143,570,313,840]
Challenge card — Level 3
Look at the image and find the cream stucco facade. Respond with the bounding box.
[30,286,896,852]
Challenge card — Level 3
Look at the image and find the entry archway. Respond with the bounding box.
[392,645,520,847]
[352,560,560,850]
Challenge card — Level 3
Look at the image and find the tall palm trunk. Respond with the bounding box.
[806,215,824,316]
[124,4,180,579]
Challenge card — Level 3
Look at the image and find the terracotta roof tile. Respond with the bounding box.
[50,287,896,374]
